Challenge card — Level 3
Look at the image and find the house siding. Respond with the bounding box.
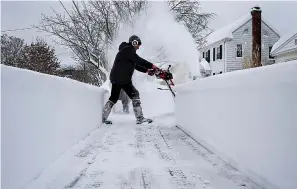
[199,41,225,75]
[226,19,280,72]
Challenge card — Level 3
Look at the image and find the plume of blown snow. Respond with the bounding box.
[107,1,200,91]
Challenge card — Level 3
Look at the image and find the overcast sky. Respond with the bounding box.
[2,1,297,65]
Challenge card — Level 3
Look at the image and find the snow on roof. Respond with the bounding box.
[271,30,297,53]
[200,58,212,72]
[202,12,279,49]
[203,13,251,48]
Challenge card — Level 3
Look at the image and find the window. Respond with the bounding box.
[236,44,243,57]
[295,39,297,45]
[269,46,274,59]
[217,45,222,60]
[243,28,249,35]
[203,52,205,58]
[213,48,216,61]
[217,47,220,59]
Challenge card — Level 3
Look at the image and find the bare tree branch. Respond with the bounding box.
[37,0,214,85]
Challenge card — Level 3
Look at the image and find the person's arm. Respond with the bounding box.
[135,64,148,73]
[129,47,155,73]
[134,54,154,73]
[135,54,153,70]
[134,57,160,73]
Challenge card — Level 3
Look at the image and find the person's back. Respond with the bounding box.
[110,42,137,84]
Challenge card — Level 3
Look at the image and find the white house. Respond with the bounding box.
[270,31,297,63]
[199,7,280,76]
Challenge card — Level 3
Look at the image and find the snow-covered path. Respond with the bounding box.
[25,114,263,189]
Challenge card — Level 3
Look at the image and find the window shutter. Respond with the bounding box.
[269,46,273,59]
[213,48,215,61]
[220,45,223,59]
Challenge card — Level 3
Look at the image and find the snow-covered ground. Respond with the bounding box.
[175,60,297,189]
[24,114,262,189]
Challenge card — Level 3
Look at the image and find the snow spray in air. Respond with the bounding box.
[107,1,200,91]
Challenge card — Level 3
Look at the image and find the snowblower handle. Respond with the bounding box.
[166,65,174,86]
[156,64,176,98]
[167,65,171,71]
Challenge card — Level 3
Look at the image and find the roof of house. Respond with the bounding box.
[271,31,297,54]
[201,12,279,49]
[203,13,251,48]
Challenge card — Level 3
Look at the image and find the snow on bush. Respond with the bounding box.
[175,60,297,189]
[1,65,106,189]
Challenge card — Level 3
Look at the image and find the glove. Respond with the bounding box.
[156,70,173,80]
[147,69,156,76]
[147,64,159,76]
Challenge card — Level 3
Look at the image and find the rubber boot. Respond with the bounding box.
[102,100,114,124]
[132,98,152,124]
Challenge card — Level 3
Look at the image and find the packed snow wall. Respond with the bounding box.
[175,60,297,189]
[1,65,107,189]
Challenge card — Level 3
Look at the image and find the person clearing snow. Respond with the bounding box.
[102,35,162,125]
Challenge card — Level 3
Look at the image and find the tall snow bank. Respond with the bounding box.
[175,61,297,189]
[140,88,175,118]
[1,65,106,189]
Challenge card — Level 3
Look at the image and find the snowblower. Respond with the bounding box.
[150,65,176,98]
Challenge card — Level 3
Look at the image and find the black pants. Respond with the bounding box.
[109,83,140,104]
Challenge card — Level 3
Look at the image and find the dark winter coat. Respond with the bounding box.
[109,42,153,84]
